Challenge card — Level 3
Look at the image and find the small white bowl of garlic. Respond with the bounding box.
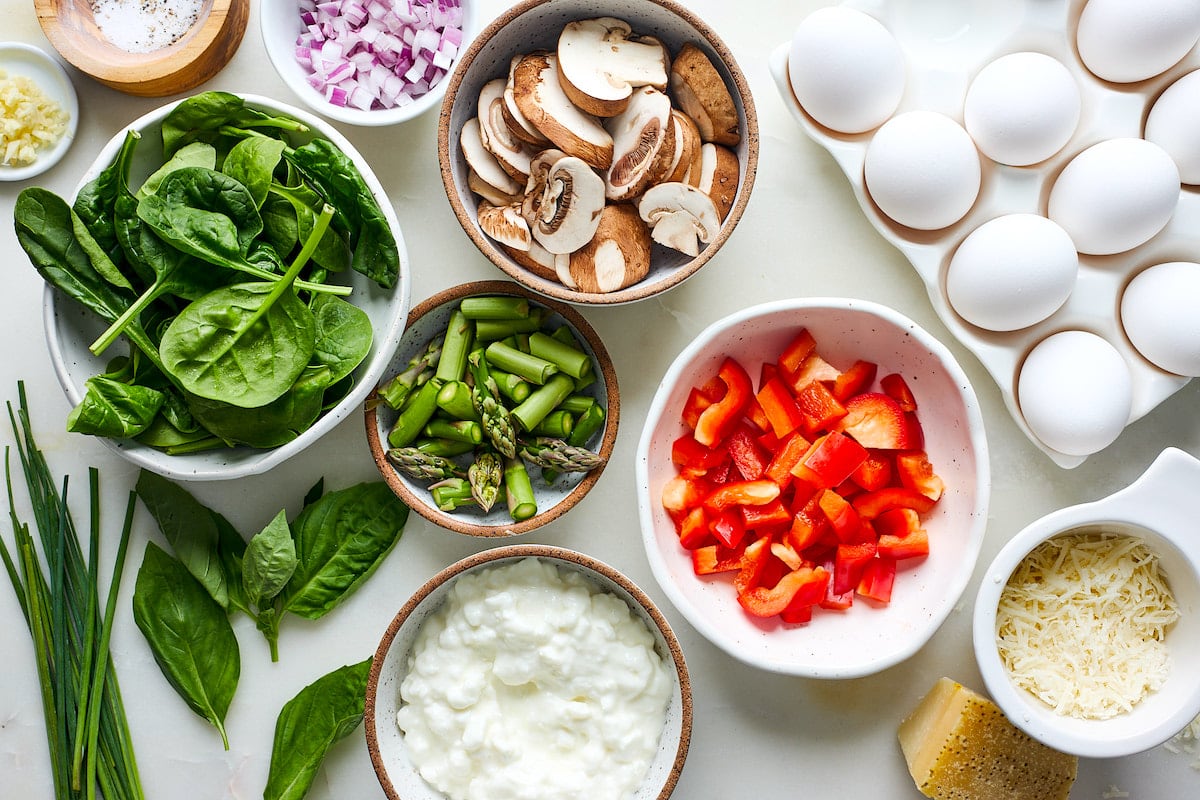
[973,447,1200,758]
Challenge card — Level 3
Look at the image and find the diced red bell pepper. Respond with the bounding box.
[704,479,781,512]
[836,392,922,450]
[759,361,780,391]
[877,526,930,561]
[694,357,753,447]
[818,488,867,544]
[739,565,829,618]
[792,431,869,489]
[795,380,848,434]
[747,399,773,434]
[852,486,937,520]
[778,329,817,375]
[726,425,770,480]
[833,541,878,595]
[742,497,791,532]
[733,535,772,596]
[764,430,811,487]
[874,506,922,538]
[833,359,879,402]
[779,566,831,623]
[788,352,842,393]
[671,434,729,471]
[661,474,708,518]
[850,450,893,492]
[756,377,806,438]
[896,450,944,501]
[692,543,747,575]
[709,508,746,549]
[677,506,712,549]
[881,372,917,411]
[770,540,805,570]
[786,492,829,553]
[856,557,896,603]
[819,557,854,610]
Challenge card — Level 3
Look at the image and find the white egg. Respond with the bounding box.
[1076,0,1200,83]
[946,214,1078,331]
[1018,331,1132,457]
[1145,69,1200,185]
[787,7,906,134]
[1047,138,1179,255]
[1121,261,1200,376]
[864,111,981,230]
[964,52,1080,166]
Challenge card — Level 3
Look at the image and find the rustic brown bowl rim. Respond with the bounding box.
[436,0,760,305]
[364,280,620,536]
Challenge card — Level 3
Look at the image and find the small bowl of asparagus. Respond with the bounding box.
[365,280,620,536]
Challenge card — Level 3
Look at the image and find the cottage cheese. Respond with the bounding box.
[396,557,673,800]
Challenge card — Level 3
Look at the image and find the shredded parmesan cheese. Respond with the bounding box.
[996,531,1179,720]
[0,69,69,167]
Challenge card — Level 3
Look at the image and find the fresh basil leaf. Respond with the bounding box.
[66,375,164,437]
[132,541,240,749]
[310,293,373,384]
[282,482,408,620]
[243,509,297,609]
[212,509,250,616]
[161,280,317,408]
[263,657,371,800]
[134,470,229,610]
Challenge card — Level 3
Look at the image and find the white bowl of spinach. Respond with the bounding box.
[17,92,411,480]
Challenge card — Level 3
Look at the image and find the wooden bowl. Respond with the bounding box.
[34,0,249,97]
[365,280,620,537]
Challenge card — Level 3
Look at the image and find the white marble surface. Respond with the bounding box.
[2,1,1198,798]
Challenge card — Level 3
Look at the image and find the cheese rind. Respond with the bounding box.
[898,677,1078,800]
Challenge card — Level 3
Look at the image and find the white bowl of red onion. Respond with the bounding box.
[261,0,478,126]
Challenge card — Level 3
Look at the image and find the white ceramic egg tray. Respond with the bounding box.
[769,0,1200,467]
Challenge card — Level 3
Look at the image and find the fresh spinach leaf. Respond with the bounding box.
[134,470,229,610]
[139,166,263,258]
[138,141,217,199]
[285,139,398,288]
[71,203,133,291]
[282,482,408,619]
[14,188,164,371]
[160,92,306,158]
[302,478,325,509]
[243,510,297,609]
[135,416,219,451]
[74,128,140,264]
[222,137,286,209]
[66,375,164,437]
[263,658,371,800]
[269,181,351,273]
[132,541,240,749]
[185,365,332,448]
[160,279,317,408]
[310,293,373,384]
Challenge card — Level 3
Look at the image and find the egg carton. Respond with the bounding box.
[769,0,1200,467]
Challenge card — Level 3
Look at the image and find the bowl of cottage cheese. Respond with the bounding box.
[365,545,692,800]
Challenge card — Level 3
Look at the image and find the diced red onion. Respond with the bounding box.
[294,0,463,111]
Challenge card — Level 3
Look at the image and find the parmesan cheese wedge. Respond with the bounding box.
[898,677,1078,800]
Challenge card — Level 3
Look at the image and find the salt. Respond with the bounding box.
[90,0,206,54]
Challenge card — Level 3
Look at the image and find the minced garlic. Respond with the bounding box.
[0,69,69,167]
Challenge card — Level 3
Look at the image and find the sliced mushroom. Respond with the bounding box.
[512,52,614,170]
[694,143,740,221]
[461,117,523,198]
[566,203,652,292]
[504,55,552,146]
[604,86,674,201]
[556,17,670,117]
[670,43,741,146]
[501,239,568,284]
[478,202,533,252]
[662,108,703,184]
[637,181,722,257]
[524,154,606,254]
[478,78,533,181]
[520,147,569,228]
[468,169,522,207]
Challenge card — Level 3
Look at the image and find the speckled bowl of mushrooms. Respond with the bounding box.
[438,0,758,305]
